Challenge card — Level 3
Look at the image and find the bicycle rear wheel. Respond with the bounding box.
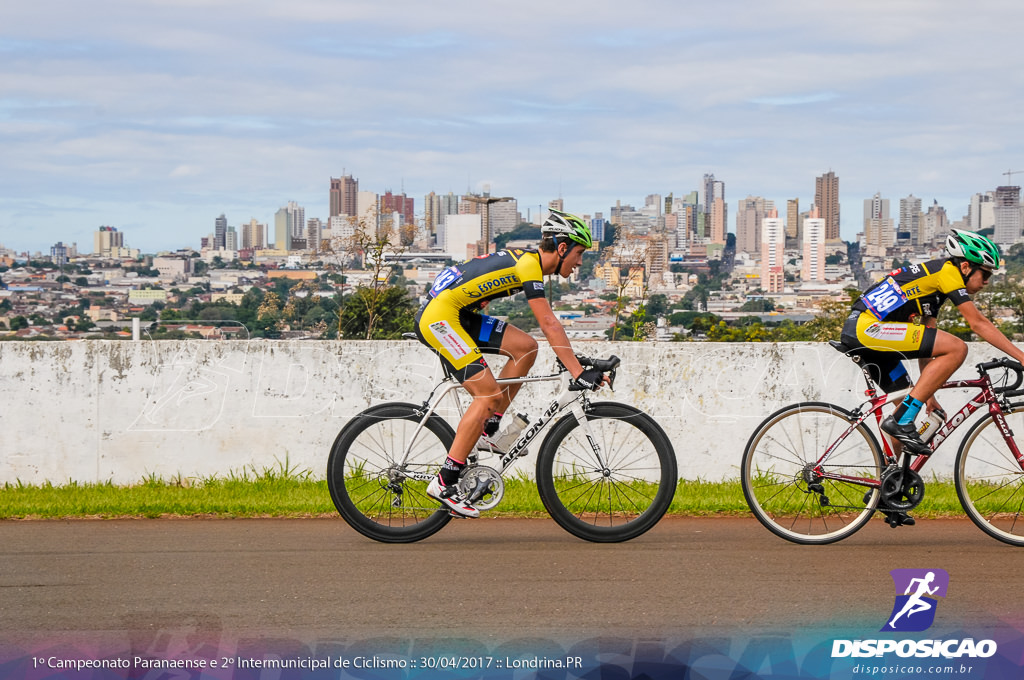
[955,407,1024,546]
[741,402,884,545]
[327,402,454,543]
[536,402,676,542]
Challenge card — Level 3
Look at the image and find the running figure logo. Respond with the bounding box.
[882,568,950,632]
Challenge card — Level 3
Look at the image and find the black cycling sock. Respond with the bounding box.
[439,455,465,486]
[483,412,503,437]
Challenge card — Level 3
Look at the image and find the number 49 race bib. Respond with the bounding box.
[863,276,909,320]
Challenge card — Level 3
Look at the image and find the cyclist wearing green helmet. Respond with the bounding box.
[839,228,1024,477]
[415,208,604,517]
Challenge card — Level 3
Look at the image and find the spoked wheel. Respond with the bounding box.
[955,407,1024,546]
[327,402,454,543]
[741,402,884,545]
[535,402,676,542]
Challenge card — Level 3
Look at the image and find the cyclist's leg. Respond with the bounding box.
[494,323,538,410]
[460,311,538,415]
[909,329,967,402]
[448,366,503,464]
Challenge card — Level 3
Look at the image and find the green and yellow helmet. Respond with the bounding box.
[945,228,1001,270]
[542,209,593,249]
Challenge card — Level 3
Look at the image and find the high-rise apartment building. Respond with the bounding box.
[214,214,227,249]
[224,226,237,251]
[381,191,414,225]
[242,218,267,250]
[993,185,1022,245]
[786,199,800,240]
[735,196,774,255]
[93,226,124,256]
[815,171,840,240]
[863,193,895,257]
[306,218,323,253]
[899,195,922,245]
[922,201,948,244]
[969,192,996,232]
[274,202,305,251]
[330,175,359,218]
[761,210,786,293]
[802,207,826,282]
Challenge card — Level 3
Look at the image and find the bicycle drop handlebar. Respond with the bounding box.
[978,357,1024,396]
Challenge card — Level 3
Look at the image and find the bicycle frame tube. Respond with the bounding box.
[816,374,1024,487]
[396,371,571,471]
[496,373,585,472]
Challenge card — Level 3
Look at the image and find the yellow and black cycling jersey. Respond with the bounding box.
[426,248,547,311]
[852,258,971,322]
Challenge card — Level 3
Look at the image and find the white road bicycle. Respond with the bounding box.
[327,342,677,543]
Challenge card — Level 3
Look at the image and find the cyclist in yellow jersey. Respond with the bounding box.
[416,209,607,517]
[841,229,1024,461]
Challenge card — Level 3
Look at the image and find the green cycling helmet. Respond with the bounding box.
[542,209,593,249]
[945,228,1001,270]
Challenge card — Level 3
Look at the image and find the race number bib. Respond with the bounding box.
[863,276,909,320]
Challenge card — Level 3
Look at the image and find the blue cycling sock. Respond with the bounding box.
[895,396,924,426]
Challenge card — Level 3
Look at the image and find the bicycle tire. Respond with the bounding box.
[327,402,454,543]
[741,402,884,545]
[535,402,677,542]
[955,406,1024,546]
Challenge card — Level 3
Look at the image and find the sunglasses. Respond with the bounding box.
[977,268,994,282]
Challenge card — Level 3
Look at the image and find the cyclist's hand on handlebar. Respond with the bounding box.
[569,367,608,391]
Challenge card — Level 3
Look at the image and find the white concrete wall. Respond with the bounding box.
[0,340,1005,484]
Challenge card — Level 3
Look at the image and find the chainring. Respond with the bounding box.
[879,466,925,511]
[459,465,505,511]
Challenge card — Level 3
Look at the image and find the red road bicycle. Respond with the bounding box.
[741,340,1024,545]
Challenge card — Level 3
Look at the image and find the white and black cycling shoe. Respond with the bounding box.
[475,433,505,456]
[881,415,930,455]
[426,475,480,518]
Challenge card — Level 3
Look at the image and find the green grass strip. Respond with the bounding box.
[0,473,976,520]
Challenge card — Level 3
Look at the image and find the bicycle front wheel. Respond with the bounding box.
[955,407,1024,546]
[536,402,677,542]
[327,402,454,543]
[741,402,884,545]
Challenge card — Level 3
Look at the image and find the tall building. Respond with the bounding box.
[709,196,727,245]
[735,196,773,255]
[969,192,996,232]
[490,199,519,235]
[899,194,922,245]
[274,202,305,251]
[306,218,323,253]
[761,210,786,293]
[786,199,800,240]
[381,191,414,225]
[922,201,948,244]
[242,218,267,250]
[548,198,564,213]
[224,226,238,251]
[702,174,727,245]
[423,192,441,235]
[863,193,895,257]
[214,214,227,249]
[589,213,607,243]
[993,185,1022,245]
[330,175,358,218]
[93,226,124,256]
[815,171,840,240]
[50,242,69,266]
[440,214,482,260]
[802,207,826,282]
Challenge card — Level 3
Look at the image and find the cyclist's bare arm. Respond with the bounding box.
[960,301,1024,364]
[527,296,602,384]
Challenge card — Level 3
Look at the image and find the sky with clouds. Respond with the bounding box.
[2,0,1023,253]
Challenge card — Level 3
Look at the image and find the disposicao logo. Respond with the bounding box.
[831,568,998,660]
[882,568,948,632]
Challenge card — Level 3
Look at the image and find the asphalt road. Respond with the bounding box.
[2,516,1023,648]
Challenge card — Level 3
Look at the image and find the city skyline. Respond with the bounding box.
[3,1,1024,252]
